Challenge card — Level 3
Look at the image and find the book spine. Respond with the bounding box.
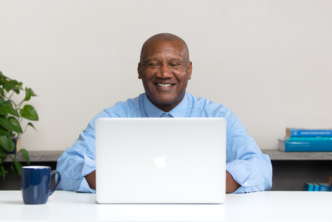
[289,130,332,137]
[286,137,332,141]
[284,141,332,152]
[313,184,319,191]
[304,183,314,191]
[319,183,329,191]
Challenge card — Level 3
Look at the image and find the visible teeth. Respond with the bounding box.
[157,83,172,87]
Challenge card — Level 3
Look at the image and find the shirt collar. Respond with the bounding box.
[143,93,188,117]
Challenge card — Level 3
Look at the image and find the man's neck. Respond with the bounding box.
[147,93,186,112]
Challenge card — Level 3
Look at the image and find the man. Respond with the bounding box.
[57,33,272,193]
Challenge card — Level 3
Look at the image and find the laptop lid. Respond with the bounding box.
[95,118,226,203]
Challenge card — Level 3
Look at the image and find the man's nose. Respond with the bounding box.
[157,64,172,79]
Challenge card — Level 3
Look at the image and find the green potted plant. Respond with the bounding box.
[0,71,39,183]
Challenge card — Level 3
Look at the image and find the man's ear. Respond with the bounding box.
[138,63,142,79]
[188,61,192,80]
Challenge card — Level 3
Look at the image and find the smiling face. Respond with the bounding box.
[138,39,192,112]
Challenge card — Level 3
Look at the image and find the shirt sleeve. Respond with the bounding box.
[221,110,272,193]
[56,109,111,193]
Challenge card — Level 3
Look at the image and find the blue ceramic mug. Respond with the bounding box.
[21,166,61,204]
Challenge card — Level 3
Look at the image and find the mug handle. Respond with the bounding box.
[49,170,61,196]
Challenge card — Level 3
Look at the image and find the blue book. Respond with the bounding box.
[286,128,332,137]
[285,137,332,141]
[278,139,332,152]
[319,183,329,191]
[304,183,314,191]
[313,183,319,191]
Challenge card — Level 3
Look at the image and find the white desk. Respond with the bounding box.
[1,191,331,221]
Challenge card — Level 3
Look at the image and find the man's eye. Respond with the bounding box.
[148,63,158,66]
[170,63,179,66]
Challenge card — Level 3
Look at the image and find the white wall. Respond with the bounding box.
[0,0,332,151]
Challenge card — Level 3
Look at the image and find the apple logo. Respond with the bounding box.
[154,156,167,168]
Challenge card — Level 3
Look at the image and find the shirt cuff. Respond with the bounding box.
[226,160,267,193]
[232,182,267,194]
[226,160,250,187]
[77,153,96,193]
[77,177,96,193]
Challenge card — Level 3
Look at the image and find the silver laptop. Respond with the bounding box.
[95,118,226,204]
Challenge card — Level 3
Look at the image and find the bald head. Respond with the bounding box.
[137,33,192,112]
[140,33,189,63]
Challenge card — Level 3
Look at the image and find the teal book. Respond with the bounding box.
[285,137,332,141]
[313,183,319,191]
[278,139,332,152]
[304,183,314,191]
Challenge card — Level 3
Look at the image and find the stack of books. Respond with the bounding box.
[304,176,332,191]
[278,128,332,152]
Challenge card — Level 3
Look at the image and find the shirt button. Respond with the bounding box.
[244,182,248,186]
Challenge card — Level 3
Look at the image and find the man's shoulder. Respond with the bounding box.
[103,94,144,117]
[186,92,230,117]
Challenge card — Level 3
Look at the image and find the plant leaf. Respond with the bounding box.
[13,88,20,94]
[0,135,15,151]
[0,157,3,164]
[0,125,10,136]
[0,147,6,158]
[4,101,12,107]
[29,88,37,97]
[20,105,39,121]
[8,137,14,151]
[19,149,30,165]
[27,122,37,132]
[8,117,22,133]
[14,160,22,175]
[0,115,10,130]
[0,165,6,180]
[24,88,37,101]
[24,87,31,101]
[0,98,7,106]
[3,106,19,117]
[0,106,7,115]
[0,136,8,150]
[3,80,21,92]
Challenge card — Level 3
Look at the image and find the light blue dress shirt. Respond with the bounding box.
[57,92,272,193]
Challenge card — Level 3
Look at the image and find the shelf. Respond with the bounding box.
[261,149,332,160]
[3,151,63,162]
[3,150,332,162]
